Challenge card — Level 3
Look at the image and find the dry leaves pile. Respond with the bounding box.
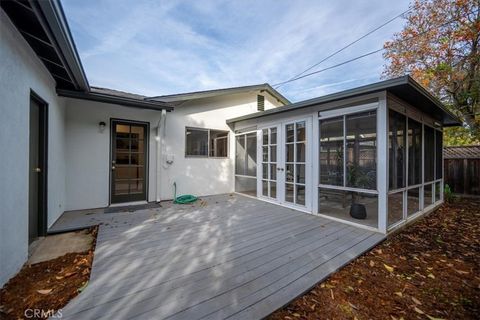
[269,198,480,320]
[0,226,98,319]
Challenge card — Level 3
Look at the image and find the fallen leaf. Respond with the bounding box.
[369,260,375,267]
[37,289,52,295]
[384,264,394,273]
[414,307,424,314]
[78,281,89,293]
[428,273,435,279]
[64,271,77,278]
[394,292,403,297]
[411,296,422,305]
[330,289,334,300]
[426,315,446,320]
[55,275,64,280]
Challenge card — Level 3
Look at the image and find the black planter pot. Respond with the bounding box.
[350,203,367,219]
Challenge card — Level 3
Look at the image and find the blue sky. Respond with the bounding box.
[62,0,410,102]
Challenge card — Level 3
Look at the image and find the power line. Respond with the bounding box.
[274,48,384,87]
[273,9,479,88]
[274,7,413,89]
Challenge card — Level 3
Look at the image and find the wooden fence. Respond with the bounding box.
[444,158,480,196]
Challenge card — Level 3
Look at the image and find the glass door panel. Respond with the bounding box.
[111,121,148,203]
[284,120,307,207]
[261,126,278,200]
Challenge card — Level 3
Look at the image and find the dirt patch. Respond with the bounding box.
[28,228,94,265]
[269,198,480,320]
[0,226,98,319]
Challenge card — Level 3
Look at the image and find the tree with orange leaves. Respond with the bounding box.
[383,0,480,143]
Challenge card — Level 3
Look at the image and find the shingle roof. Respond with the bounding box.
[90,87,147,101]
[226,76,461,127]
[443,145,480,159]
[147,84,290,105]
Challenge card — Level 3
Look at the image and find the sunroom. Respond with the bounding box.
[229,76,460,234]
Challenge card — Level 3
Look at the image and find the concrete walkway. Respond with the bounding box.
[55,194,385,320]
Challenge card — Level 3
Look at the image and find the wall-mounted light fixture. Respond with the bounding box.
[99,121,106,132]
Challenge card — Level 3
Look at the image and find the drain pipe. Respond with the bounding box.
[156,109,167,202]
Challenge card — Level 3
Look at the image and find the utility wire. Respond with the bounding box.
[273,9,479,88]
[274,7,413,89]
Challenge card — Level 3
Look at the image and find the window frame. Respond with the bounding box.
[318,104,379,195]
[386,104,444,231]
[185,127,229,158]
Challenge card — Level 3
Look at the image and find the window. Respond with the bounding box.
[235,132,257,196]
[257,95,265,111]
[388,192,403,227]
[235,132,257,176]
[319,116,344,186]
[389,110,406,190]
[346,111,377,189]
[424,125,435,183]
[185,128,228,157]
[387,98,445,230]
[318,109,378,229]
[424,183,433,208]
[318,188,378,228]
[210,130,228,157]
[407,187,420,216]
[319,111,377,190]
[408,118,422,186]
[262,127,278,198]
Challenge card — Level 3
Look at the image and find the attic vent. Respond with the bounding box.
[257,95,265,111]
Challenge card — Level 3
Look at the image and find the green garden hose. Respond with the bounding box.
[173,182,198,204]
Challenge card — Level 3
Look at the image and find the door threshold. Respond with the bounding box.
[109,200,148,207]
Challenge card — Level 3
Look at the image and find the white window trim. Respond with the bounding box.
[185,127,229,158]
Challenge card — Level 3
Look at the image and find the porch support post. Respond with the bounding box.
[312,113,319,214]
[377,92,388,233]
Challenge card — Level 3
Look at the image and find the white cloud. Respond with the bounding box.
[62,0,410,101]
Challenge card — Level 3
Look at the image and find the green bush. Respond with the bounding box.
[444,184,455,203]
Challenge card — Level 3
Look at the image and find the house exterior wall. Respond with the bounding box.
[63,91,284,210]
[159,92,283,200]
[0,11,67,286]
[64,100,162,211]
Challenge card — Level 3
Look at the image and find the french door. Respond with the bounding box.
[259,118,311,211]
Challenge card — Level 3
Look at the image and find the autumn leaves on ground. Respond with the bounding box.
[0,227,97,320]
[269,198,480,320]
[1,202,479,320]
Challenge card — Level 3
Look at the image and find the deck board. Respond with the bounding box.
[57,194,385,320]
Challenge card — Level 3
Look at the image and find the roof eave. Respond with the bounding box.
[35,0,90,91]
[57,89,173,111]
[404,76,462,126]
[147,83,290,105]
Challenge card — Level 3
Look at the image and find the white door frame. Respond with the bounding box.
[257,116,313,213]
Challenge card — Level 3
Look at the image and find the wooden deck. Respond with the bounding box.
[57,194,385,320]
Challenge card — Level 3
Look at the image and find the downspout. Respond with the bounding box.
[156,109,167,202]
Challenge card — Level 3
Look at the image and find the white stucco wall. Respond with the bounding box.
[0,11,67,286]
[159,92,283,200]
[64,99,162,211]
[64,91,284,210]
